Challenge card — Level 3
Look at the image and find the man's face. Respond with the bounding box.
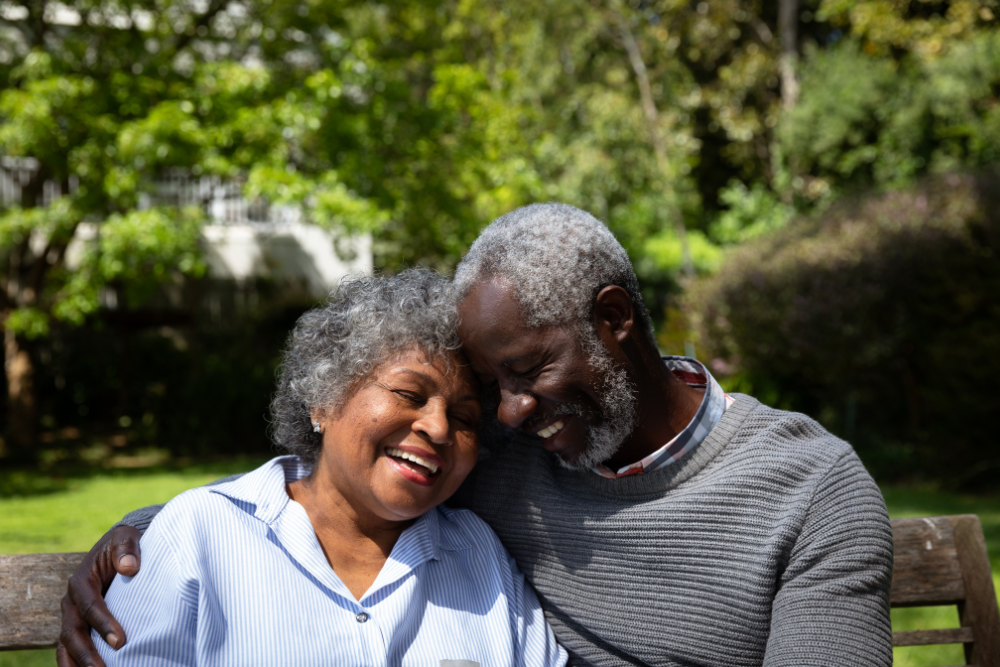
[457,280,636,469]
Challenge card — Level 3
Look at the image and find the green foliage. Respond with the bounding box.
[4,307,49,339]
[0,0,828,314]
[96,209,204,283]
[710,180,793,244]
[778,3,1000,199]
[688,171,1000,486]
[779,42,901,184]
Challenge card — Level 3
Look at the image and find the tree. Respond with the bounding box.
[775,0,999,203]
[0,0,393,452]
[13,0,974,455]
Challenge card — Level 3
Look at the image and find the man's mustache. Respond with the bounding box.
[522,403,586,433]
[477,386,601,441]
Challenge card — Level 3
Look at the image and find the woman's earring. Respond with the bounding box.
[312,421,322,434]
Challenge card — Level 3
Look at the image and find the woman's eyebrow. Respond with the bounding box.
[387,369,480,403]
[386,368,434,385]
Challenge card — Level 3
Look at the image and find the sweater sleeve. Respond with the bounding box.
[112,473,247,535]
[763,450,894,667]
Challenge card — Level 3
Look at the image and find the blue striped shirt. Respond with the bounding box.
[93,456,568,667]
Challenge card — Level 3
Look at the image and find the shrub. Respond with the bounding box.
[687,171,1000,488]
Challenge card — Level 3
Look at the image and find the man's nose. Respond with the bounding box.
[498,388,537,429]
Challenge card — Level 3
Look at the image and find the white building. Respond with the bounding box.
[1,158,373,304]
[154,174,372,298]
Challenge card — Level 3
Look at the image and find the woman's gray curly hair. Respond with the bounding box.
[270,268,461,467]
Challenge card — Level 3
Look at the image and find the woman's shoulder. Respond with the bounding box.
[145,485,241,544]
[149,457,300,539]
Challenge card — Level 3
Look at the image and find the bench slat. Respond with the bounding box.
[890,516,967,607]
[0,552,86,651]
[893,627,975,646]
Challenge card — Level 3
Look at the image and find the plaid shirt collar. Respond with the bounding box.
[593,356,733,479]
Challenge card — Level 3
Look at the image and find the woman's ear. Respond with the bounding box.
[592,285,635,344]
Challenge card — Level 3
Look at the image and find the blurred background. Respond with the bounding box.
[0,0,997,665]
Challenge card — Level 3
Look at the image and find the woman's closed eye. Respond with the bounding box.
[392,389,425,405]
[449,411,478,428]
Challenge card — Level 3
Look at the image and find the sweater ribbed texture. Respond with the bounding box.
[119,394,893,666]
[449,394,894,667]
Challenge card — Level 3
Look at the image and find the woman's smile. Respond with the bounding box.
[297,349,481,525]
[385,444,444,486]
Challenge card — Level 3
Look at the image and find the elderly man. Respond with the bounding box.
[59,203,893,667]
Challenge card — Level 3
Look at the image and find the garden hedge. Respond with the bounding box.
[687,171,1000,487]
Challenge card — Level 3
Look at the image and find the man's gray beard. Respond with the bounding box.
[474,326,638,469]
[554,328,638,471]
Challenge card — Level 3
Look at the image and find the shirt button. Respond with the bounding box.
[356,612,369,623]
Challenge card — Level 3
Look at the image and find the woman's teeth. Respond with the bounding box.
[386,448,439,474]
[537,420,565,439]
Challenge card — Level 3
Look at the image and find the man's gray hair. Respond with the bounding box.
[271,268,460,466]
[454,202,655,344]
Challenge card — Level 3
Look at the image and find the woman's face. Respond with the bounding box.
[314,348,482,524]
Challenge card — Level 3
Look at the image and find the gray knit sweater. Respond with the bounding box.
[119,394,894,666]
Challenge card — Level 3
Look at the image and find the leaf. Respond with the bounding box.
[4,308,50,339]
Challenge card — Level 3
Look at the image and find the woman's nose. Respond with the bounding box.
[498,389,537,429]
[414,403,451,445]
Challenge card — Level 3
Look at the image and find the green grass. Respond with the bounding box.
[0,459,266,667]
[1,466,998,667]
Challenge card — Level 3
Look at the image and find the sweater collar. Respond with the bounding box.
[592,356,731,479]
[576,393,759,497]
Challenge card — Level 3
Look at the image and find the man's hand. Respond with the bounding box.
[56,525,142,667]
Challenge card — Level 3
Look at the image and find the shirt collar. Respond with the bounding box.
[592,356,731,479]
[208,455,472,557]
[208,455,308,524]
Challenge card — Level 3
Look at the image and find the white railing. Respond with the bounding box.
[0,160,298,226]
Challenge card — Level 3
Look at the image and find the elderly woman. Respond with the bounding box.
[92,269,566,667]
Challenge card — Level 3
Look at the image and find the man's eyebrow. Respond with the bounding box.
[501,352,542,367]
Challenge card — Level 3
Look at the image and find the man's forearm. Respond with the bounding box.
[111,505,165,534]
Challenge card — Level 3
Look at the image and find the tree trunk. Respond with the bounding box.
[613,12,695,277]
[4,327,36,451]
[779,0,800,110]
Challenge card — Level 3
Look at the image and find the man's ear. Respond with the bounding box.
[592,285,634,344]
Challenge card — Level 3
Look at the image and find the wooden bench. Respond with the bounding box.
[1,551,86,651]
[891,514,1000,666]
[2,515,999,661]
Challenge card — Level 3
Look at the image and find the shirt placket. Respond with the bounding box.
[350,601,389,667]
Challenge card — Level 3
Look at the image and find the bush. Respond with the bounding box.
[8,279,316,466]
[687,171,1000,488]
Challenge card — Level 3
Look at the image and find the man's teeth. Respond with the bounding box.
[537,420,565,439]
[386,448,439,474]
